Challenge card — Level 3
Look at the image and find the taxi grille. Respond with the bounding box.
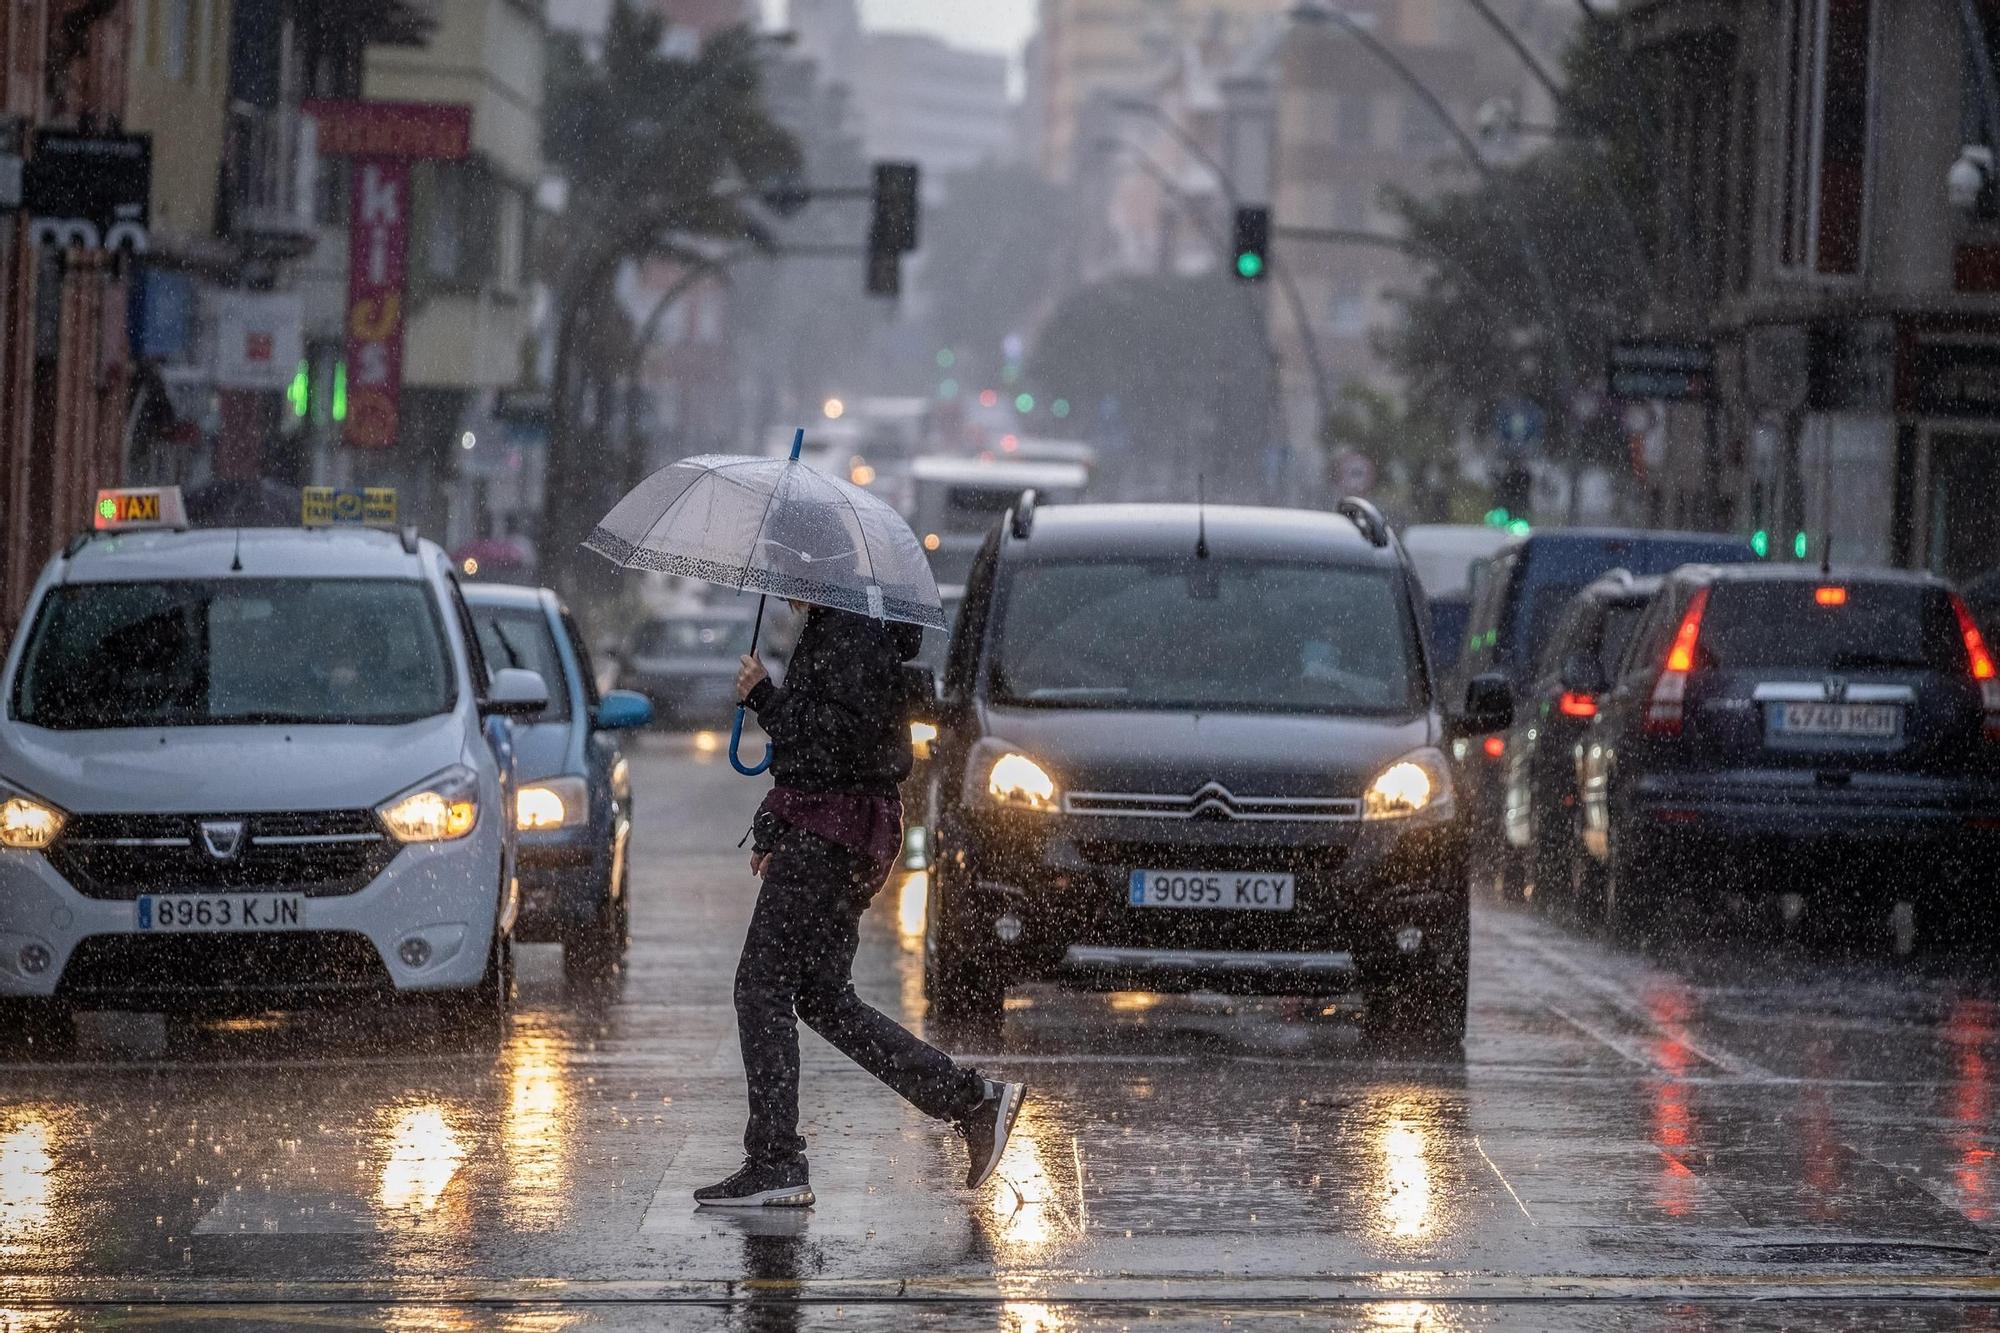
[48,811,396,900]
[58,932,390,999]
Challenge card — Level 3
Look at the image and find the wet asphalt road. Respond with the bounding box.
[6,740,2000,1329]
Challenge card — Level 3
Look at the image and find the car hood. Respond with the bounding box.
[976,705,1433,797]
[509,719,576,784]
[0,713,469,814]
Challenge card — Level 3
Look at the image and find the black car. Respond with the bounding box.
[1457,529,1759,892]
[1498,571,1659,918]
[616,607,757,729]
[1577,566,2000,945]
[923,498,1511,1042]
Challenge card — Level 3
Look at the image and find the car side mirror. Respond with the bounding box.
[1559,652,1607,695]
[593,689,653,731]
[1454,671,1513,736]
[481,667,549,718]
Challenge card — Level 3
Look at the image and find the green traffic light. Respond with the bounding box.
[1484,508,1509,528]
[1235,252,1264,280]
[1015,393,1035,413]
[1793,531,1809,560]
[1750,529,1769,558]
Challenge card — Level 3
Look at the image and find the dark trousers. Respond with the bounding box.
[735,829,985,1166]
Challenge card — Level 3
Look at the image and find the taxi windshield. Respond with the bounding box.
[11,578,455,730]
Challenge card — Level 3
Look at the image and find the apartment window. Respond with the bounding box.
[159,0,190,79]
[421,162,498,287]
[1336,94,1373,150]
[1403,96,1447,151]
[1333,186,1368,230]
[1329,277,1369,335]
[1774,0,1875,278]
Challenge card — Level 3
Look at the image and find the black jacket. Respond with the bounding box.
[745,606,925,796]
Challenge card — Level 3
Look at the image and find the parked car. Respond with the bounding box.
[1499,571,1660,919]
[923,497,1510,1043]
[1456,529,1760,894]
[617,606,758,730]
[464,584,652,983]
[1577,565,2000,946]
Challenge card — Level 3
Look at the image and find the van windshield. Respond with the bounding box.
[991,559,1420,714]
[12,579,454,729]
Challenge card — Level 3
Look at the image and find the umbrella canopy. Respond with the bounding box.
[583,450,946,631]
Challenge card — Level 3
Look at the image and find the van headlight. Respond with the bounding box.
[378,766,480,843]
[1362,747,1454,822]
[965,739,1060,811]
[516,776,589,831]
[0,784,64,850]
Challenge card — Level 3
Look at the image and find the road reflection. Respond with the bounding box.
[1372,1102,1434,1241]
[502,1031,575,1227]
[983,1099,1083,1257]
[0,1112,53,1256]
[1946,997,1995,1222]
[895,870,927,948]
[1646,982,1701,1218]
[377,1103,466,1218]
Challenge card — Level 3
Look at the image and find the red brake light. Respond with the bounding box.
[1953,594,1996,680]
[1647,587,1711,736]
[1814,585,1847,606]
[1664,588,1709,674]
[1482,735,1506,759]
[1951,594,2000,741]
[1558,691,1598,718]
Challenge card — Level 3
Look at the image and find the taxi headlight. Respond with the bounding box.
[1362,748,1454,822]
[0,789,64,850]
[516,776,588,831]
[378,766,480,843]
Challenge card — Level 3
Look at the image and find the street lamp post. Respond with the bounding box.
[1289,0,1580,518]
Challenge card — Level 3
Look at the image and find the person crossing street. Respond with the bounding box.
[693,600,1025,1209]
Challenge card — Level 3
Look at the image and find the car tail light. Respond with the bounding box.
[1645,587,1711,737]
[1814,585,1848,606]
[1482,735,1506,759]
[1558,691,1597,718]
[1950,594,2000,739]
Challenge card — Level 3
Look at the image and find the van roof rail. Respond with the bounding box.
[1336,496,1390,548]
[1010,488,1038,540]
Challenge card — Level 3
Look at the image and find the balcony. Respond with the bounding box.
[222,101,319,258]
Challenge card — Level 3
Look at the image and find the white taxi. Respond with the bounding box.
[0,488,546,1037]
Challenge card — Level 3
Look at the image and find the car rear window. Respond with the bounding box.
[1599,603,1648,677]
[472,606,571,721]
[12,579,454,729]
[631,618,752,659]
[1698,582,1969,673]
[991,559,1420,715]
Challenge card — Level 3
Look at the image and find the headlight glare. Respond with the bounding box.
[909,720,938,760]
[516,776,588,831]
[379,766,480,843]
[0,793,64,850]
[1363,748,1453,821]
[988,752,1058,810]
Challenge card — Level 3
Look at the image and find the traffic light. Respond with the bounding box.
[866,161,920,297]
[1232,205,1270,282]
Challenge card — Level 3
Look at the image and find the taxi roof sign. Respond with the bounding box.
[94,487,188,532]
[302,486,399,528]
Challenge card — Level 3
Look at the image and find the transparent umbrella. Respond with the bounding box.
[583,429,945,775]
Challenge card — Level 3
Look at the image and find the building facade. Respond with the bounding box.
[1626,0,2000,579]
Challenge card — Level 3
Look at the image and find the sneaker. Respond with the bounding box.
[693,1159,814,1208]
[956,1078,1026,1190]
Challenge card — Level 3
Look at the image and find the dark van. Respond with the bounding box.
[1458,529,1758,879]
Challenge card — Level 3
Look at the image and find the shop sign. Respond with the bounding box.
[1608,340,1714,400]
[24,131,151,251]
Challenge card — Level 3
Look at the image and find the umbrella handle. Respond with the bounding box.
[728,703,772,776]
